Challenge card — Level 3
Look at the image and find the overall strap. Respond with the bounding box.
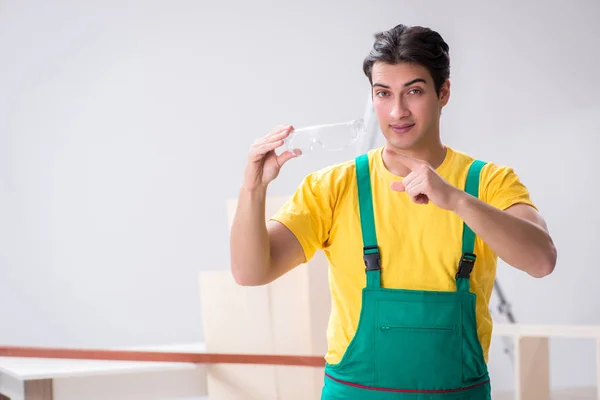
[456,159,487,293]
[355,154,381,289]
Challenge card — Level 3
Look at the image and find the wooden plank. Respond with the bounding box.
[24,379,53,400]
[515,336,550,400]
[596,338,600,400]
[494,323,600,339]
[0,346,323,367]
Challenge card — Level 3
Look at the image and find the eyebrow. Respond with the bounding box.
[373,78,427,89]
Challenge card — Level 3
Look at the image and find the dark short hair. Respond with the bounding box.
[363,24,450,95]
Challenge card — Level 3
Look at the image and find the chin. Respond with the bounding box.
[385,136,420,152]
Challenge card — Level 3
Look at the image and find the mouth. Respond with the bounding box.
[390,123,415,134]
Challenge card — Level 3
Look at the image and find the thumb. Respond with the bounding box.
[390,181,406,192]
[276,149,302,167]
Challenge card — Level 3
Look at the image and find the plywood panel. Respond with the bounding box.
[199,271,278,400]
[515,336,550,400]
[199,196,331,399]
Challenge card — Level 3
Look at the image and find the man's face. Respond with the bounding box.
[371,62,449,152]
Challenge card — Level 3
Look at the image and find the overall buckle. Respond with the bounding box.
[456,252,476,279]
[363,245,381,271]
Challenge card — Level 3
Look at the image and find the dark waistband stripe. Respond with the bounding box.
[325,373,490,394]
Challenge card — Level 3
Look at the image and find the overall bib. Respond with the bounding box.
[321,154,492,400]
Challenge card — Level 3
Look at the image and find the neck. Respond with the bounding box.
[381,141,447,177]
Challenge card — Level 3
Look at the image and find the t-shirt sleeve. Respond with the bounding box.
[480,163,538,211]
[269,173,333,262]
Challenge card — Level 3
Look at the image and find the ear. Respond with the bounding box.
[439,80,451,107]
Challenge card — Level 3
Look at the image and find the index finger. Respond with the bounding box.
[259,125,293,141]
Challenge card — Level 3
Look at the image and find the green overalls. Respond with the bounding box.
[321,154,492,400]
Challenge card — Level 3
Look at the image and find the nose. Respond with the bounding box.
[390,98,410,119]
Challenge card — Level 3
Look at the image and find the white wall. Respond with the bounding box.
[1,0,598,392]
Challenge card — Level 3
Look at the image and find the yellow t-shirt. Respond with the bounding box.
[270,146,536,364]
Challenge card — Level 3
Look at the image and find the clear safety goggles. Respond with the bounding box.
[284,118,366,154]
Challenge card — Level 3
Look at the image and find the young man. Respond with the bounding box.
[230,24,557,399]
